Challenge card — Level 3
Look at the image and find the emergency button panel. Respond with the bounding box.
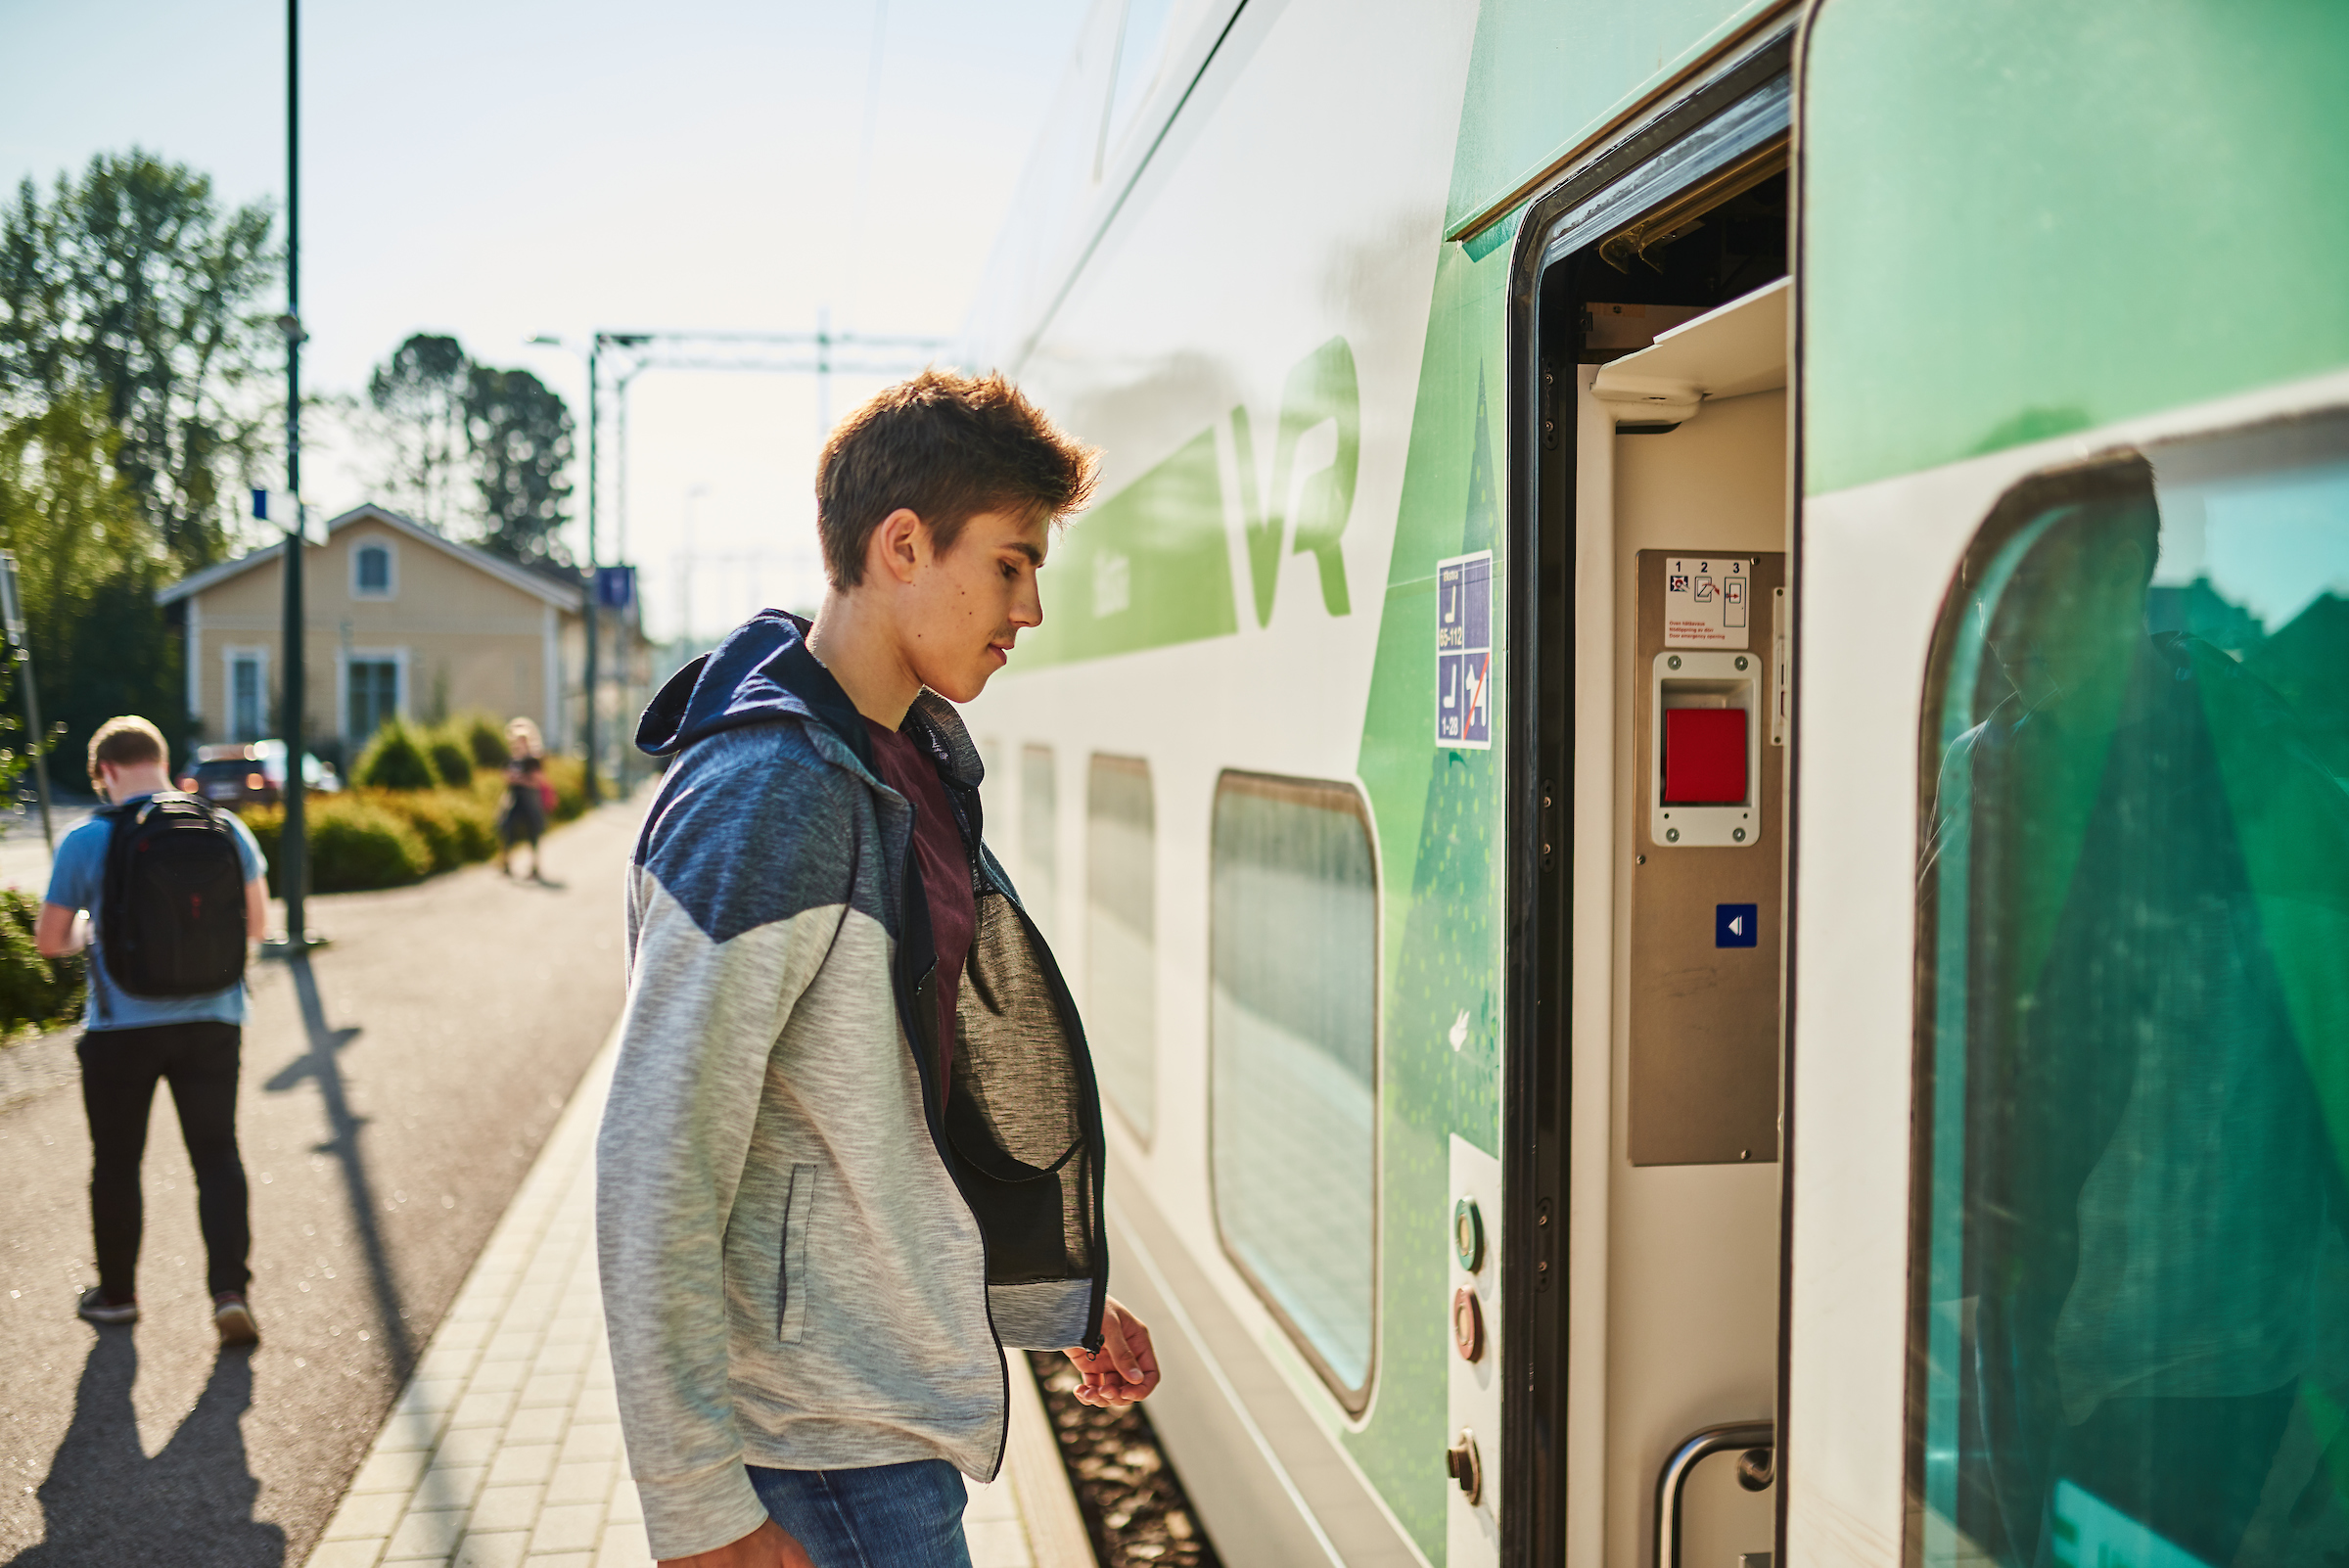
[1663,708,1748,805]
[1629,550,1785,1166]
[1648,645,1764,848]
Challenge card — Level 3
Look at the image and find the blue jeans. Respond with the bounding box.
[746,1459,972,1568]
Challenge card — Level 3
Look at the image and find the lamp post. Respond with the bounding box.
[268,0,321,952]
[609,347,647,794]
[527,333,602,804]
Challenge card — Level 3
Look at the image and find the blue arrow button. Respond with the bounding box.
[1716,903,1758,948]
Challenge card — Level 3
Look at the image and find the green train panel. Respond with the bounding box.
[958,1,2349,1565]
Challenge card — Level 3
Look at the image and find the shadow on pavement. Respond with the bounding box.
[11,1330,286,1567]
[261,953,415,1371]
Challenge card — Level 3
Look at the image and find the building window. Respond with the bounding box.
[1086,754,1155,1138]
[352,541,393,599]
[1209,772,1378,1405]
[1912,415,2349,1568]
[231,655,264,742]
[346,658,399,746]
[1022,745,1058,939]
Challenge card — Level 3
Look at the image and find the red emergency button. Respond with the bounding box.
[1663,708,1747,805]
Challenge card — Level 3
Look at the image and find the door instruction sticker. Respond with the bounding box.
[1437,551,1493,749]
[1664,557,1754,649]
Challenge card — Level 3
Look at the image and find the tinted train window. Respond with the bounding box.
[1914,415,2349,1568]
[1022,744,1059,939]
[1087,754,1156,1138]
[1210,772,1377,1405]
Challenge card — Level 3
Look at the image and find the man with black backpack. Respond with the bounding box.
[36,715,269,1346]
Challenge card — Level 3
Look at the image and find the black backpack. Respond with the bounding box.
[99,793,251,998]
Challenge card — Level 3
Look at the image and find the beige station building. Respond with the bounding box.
[158,503,649,765]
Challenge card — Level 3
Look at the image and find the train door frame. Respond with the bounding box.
[1495,20,1798,1568]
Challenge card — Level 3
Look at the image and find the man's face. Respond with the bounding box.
[898,508,1049,703]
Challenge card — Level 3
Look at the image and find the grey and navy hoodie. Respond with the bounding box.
[594,610,1108,1560]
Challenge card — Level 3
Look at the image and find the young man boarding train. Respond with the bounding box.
[598,370,1160,1568]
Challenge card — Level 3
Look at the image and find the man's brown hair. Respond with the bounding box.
[815,369,1097,590]
[87,715,166,790]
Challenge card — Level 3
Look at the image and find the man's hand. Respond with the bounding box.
[658,1518,812,1568]
[1063,1295,1161,1408]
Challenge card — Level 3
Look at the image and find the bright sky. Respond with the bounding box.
[1,0,1089,641]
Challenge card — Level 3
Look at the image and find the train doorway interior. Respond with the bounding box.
[1506,25,1793,1568]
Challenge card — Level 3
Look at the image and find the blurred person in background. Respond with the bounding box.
[497,717,551,880]
[35,715,269,1347]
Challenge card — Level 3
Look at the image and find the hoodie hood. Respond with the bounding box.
[636,611,873,770]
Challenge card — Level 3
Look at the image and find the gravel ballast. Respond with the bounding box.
[1028,1351,1223,1568]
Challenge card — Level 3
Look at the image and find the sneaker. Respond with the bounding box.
[213,1292,260,1347]
[76,1287,138,1326]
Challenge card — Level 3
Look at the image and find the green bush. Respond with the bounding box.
[426,736,474,789]
[377,789,498,873]
[245,802,284,892]
[237,753,570,896]
[307,799,433,892]
[540,755,595,822]
[458,712,510,770]
[354,718,438,791]
[243,795,436,893]
[0,888,83,1038]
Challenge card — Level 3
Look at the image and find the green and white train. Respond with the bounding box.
[955,3,2349,1566]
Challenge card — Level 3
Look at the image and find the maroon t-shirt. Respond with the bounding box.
[864,718,976,1101]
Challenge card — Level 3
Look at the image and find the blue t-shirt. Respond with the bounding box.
[45,796,267,1032]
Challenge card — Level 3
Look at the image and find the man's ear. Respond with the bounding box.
[871,507,927,586]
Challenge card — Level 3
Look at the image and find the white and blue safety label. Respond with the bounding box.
[1437,551,1493,749]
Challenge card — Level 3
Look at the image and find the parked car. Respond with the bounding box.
[177,741,342,810]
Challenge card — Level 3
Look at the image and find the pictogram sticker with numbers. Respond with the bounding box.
[1437,551,1493,749]
[1664,556,1754,649]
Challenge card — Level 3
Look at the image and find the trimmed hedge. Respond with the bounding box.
[309,800,433,891]
[247,795,432,893]
[241,750,599,895]
[394,789,500,872]
[0,888,84,1038]
[427,740,474,789]
[458,713,509,770]
[354,718,438,790]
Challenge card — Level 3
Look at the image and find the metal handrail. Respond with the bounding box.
[1654,1420,1773,1568]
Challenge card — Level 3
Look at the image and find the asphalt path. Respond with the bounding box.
[0,796,645,1566]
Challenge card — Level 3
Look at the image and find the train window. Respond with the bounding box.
[1913,412,2349,1568]
[1021,744,1059,939]
[1098,0,1174,170]
[1209,772,1378,1407]
[1087,754,1156,1138]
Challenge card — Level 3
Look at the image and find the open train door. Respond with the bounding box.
[1787,6,2349,1567]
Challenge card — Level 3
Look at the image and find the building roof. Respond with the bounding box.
[156,503,586,612]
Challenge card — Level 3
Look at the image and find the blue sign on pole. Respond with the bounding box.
[595,565,635,611]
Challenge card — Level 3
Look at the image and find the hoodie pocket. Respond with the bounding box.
[777,1163,817,1344]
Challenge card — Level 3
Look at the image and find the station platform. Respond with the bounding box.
[302,1029,1094,1568]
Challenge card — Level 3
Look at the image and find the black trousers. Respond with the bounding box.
[76,1021,251,1301]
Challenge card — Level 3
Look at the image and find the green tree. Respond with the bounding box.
[0,395,181,773]
[0,150,277,572]
[368,332,470,531]
[465,365,574,564]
